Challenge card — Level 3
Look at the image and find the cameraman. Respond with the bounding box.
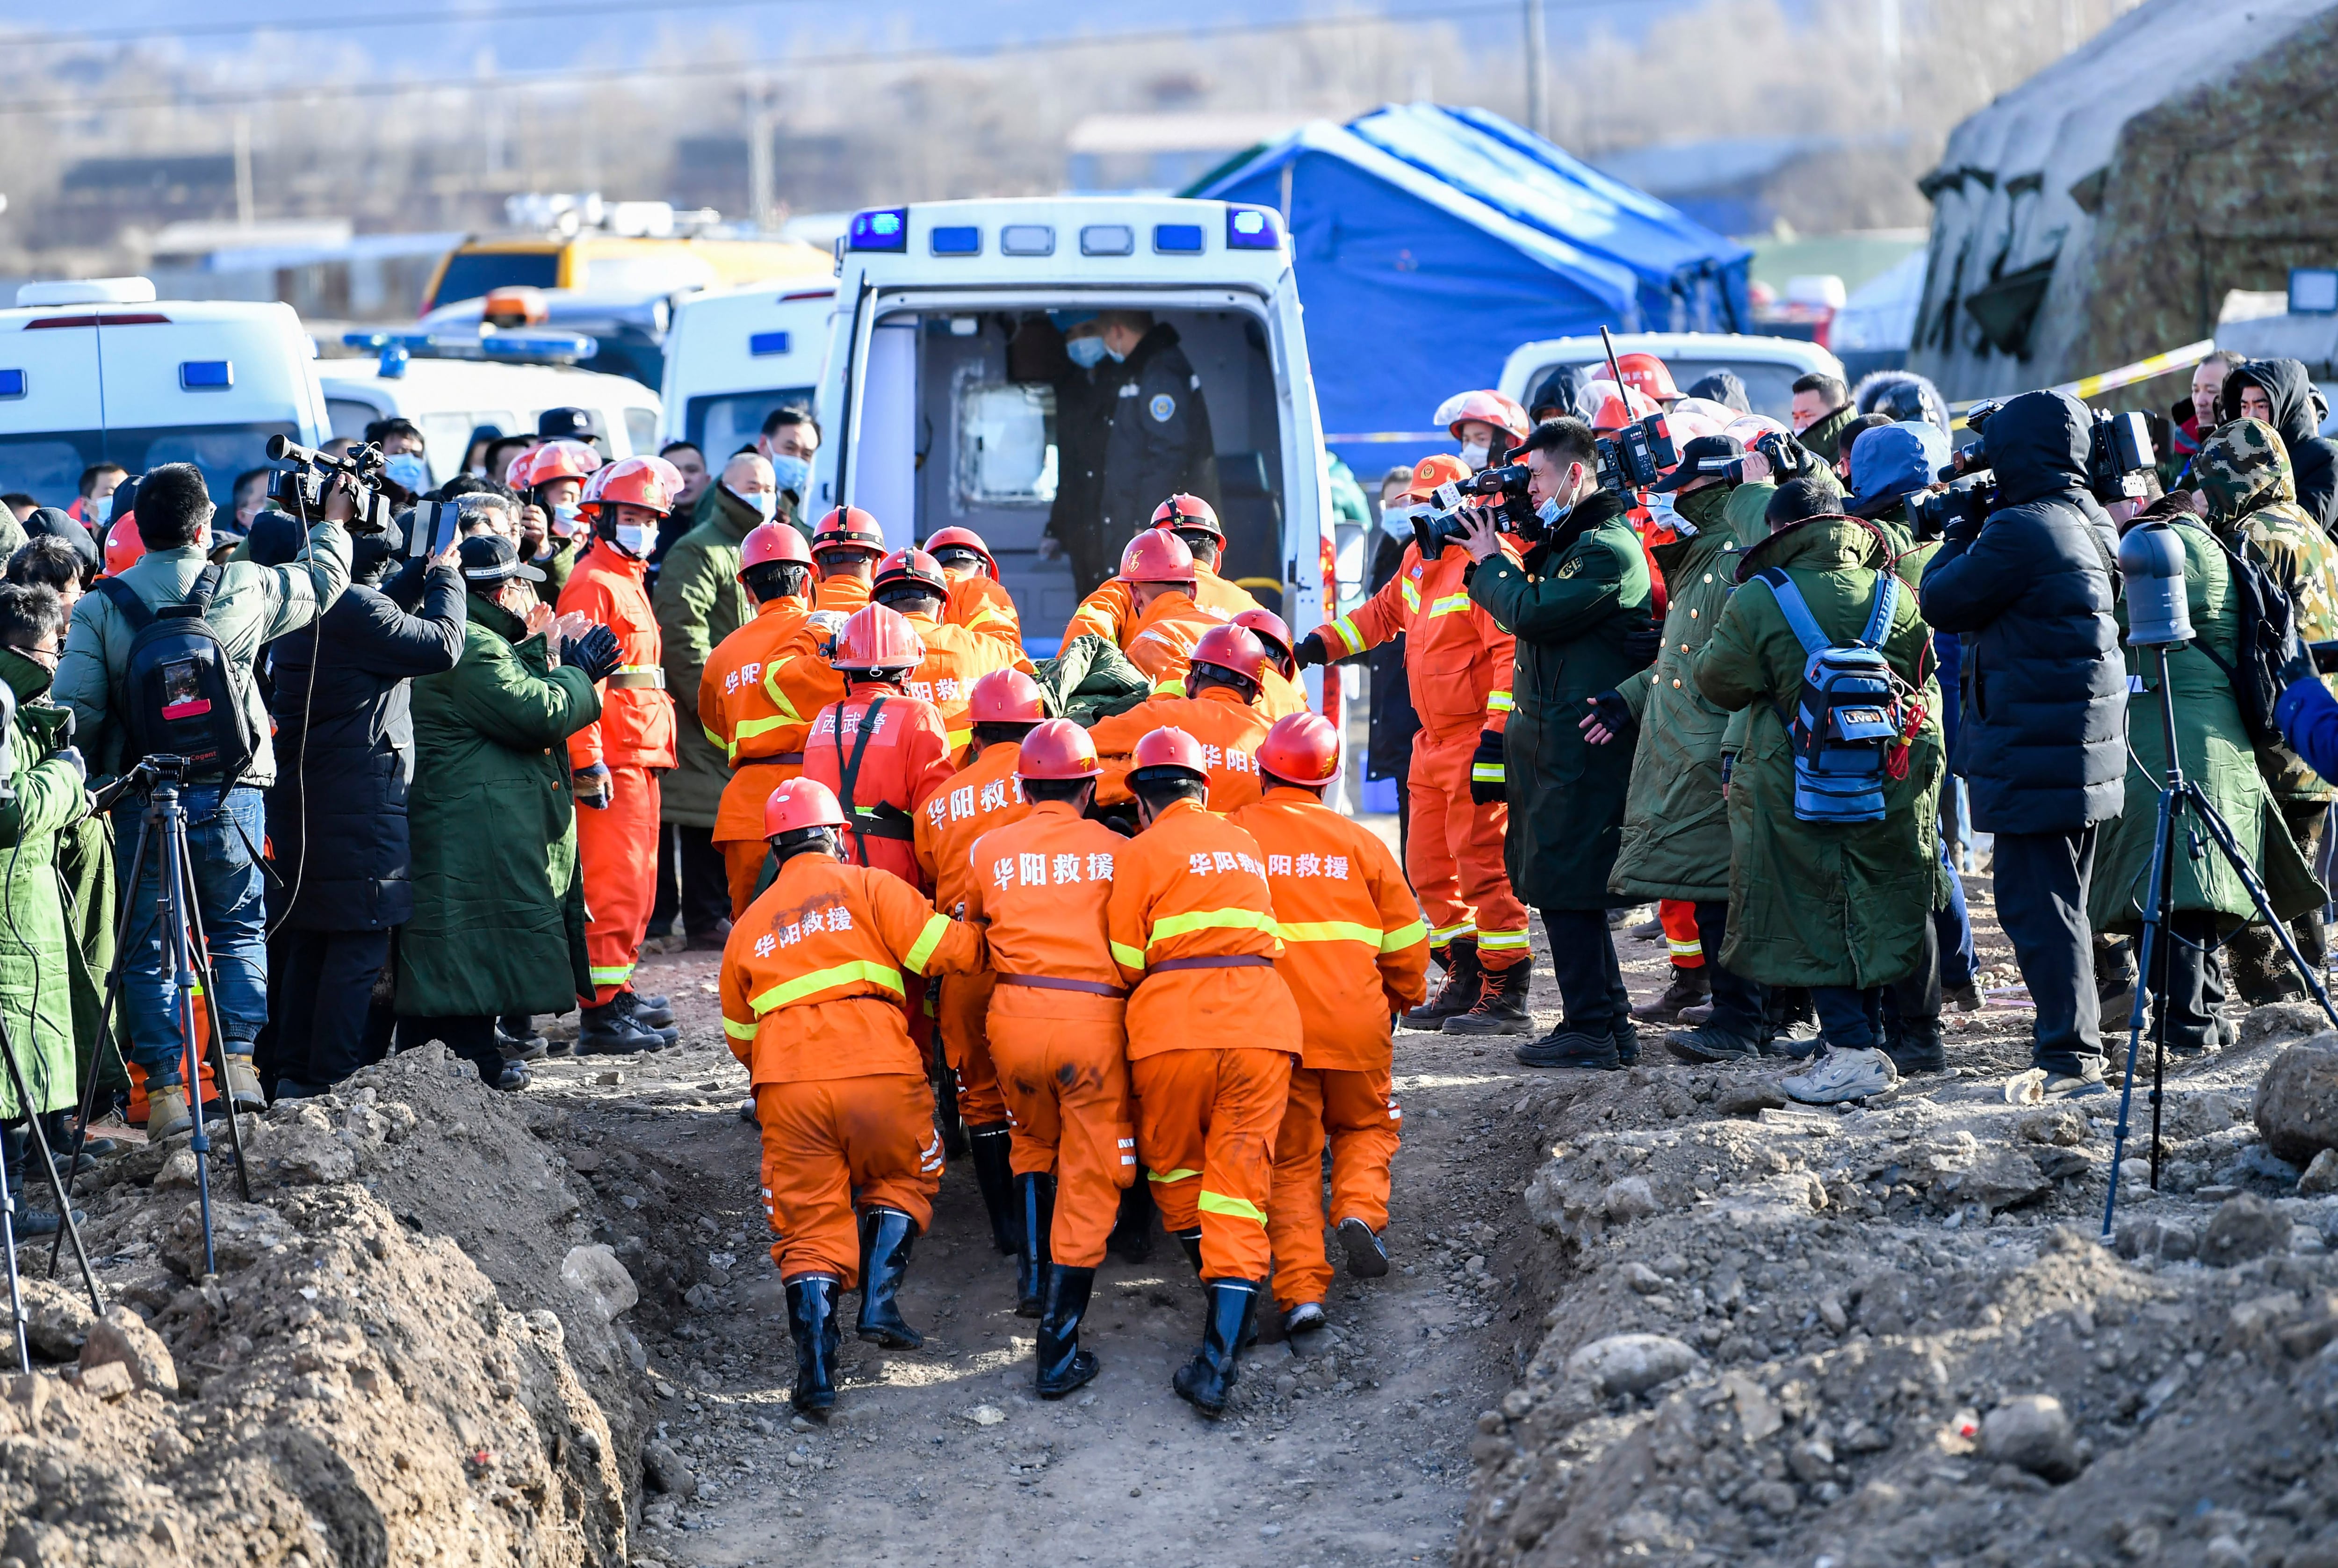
[1918,391,2127,1100]
[55,461,351,1134]
[1458,417,1657,1071]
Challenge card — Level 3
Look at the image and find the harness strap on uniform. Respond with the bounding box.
[833,694,889,867]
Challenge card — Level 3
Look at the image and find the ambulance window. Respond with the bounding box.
[327,398,378,441]
[957,381,1056,506]
[0,435,94,508]
[624,407,658,455]
[140,422,297,501]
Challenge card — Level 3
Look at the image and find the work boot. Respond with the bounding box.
[1883,1017,1947,1077]
[1172,1226,1205,1277]
[1514,1020,1621,1071]
[612,991,678,1046]
[1280,1301,1327,1338]
[855,1207,924,1349]
[1632,965,1709,1025]
[1614,1017,1641,1067]
[967,1124,1020,1255]
[1107,1181,1157,1262]
[1172,1279,1261,1419]
[497,1019,548,1062]
[1336,1216,1390,1279]
[146,1084,192,1140]
[577,1001,669,1055]
[223,1053,267,1112]
[1665,1021,1761,1063]
[1034,1264,1100,1400]
[1943,978,1984,1013]
[1014,1173,1054,1318]
[1677,1001,1715,1027]
[784,1274,843,1420]
[1402,939,1480,1031]
[491,1059,531,1092]
[1444,959,1531,1036]
[1758,991,1819,1061]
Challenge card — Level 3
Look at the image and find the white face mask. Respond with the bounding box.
[1459,440,1490,472]
[1645,491,1690,535]
[1381,502,1421,539]
[613,521,658,558]
[730,484,777,523]
[1535,494,1564,528]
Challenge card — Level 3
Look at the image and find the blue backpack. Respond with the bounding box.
[1755,568,1906,824]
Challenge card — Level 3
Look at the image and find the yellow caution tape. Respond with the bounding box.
[1949,338,2220,426]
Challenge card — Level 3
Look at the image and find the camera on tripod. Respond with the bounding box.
[1596,414,1677,500]
[2086,408,2156,503]
[265,435,394,534]
[1414,445,1537,557]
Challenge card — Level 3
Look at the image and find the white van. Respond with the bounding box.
[659,284,835,459]
[1498,332,1846,424]
[809,196,1333,655]
[0,278,330,508]
[315,351,663,489]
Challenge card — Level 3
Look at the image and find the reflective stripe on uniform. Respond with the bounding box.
[760,657,808,718]
[1276,919,1380,947]
[904,913,951,975]
[1668,936,1704,959]
[1399,580,1420,613]
[723,1016,757,1041]
[1151,675,1185,696]
[1427,592,1471,617]
[731,712,799,757]
[1380,918,1429,953]
[590,963,635,986]
[1147,1166,1201,1185]
[1471,763,1505,783]
[750,959,904,1013]
[1429,920,1476,945]
[1148,908,1280,947]
[946,724,974,751]
[703,721,728,751]
[1329,615,1365,656]
[1478,927,1531,952]
[1198,1188,1268,1225]
[1110,939,1147,972]
[1486,690,1515,714]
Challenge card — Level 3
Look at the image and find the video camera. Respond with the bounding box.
[1413,442,1538,558]
[265,435,394,534]
[1596,414,1678,500]
[1907,397,2158,541]
[1717,428,1807,487]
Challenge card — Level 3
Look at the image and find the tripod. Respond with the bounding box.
[2100,641,2338,1239]
[54,757,253,1282]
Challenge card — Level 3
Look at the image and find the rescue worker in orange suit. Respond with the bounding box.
[1088,623,1277,813]
[1294,453,1535,1035]
[1060,494,1260,649]
[911,669,1045,1263]
[870,547,1034,758]
[721,777,986,1420]
[1106,726,1303,1417]
[559,454,683,1054]
[809,507,884,615]
[923,525,1022,644]
[1094,530,1223,689]
[1434,388,1532,474]
[699,522,846,917]
[801,604,956,890]
[1230,714,1429,1337]
[962,718,1137,1396]
[1229,606,1312,719]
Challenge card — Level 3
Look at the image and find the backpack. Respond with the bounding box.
[1755,567,1907,824]
[94,565,258,788]
[2176,519,2290,748]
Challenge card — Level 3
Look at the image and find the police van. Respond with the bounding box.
[809,197,1333,659]
[659,284,835,459]
[0,278,330,508]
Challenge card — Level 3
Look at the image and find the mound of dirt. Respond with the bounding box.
[1,1044,653,1568]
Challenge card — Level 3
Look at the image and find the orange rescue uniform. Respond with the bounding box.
[720,853,984,1284]
[966,801,1137,1268]
[558,538,677,1004]
[911,740,1031,1128]
[1086,686,1275,813]
[814,574,871,614]
[1106,798,1301,1281]
[1062,564,1259,647]
[945,571,1022,643]
[700,595,849,915]
[801,683,956,890]
[1231,788,1429,1311]
[1311,537,1530,971]
[1118,589,1226,689]
[898,608,1035,759]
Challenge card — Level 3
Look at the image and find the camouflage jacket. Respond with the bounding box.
[2203,417,2338,805]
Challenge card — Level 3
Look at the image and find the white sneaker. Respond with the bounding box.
[1781,1046,1898,1106]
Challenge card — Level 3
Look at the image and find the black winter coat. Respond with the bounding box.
[1009,318,1117,595]
[1919,390,2127,835]
[1364,531,1421,781]
[1099,323,1218,540]
[266,563,468,930]
[2220,357,2338,533]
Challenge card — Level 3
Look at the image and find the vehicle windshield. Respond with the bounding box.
[686,389,815,464]
[430,250,560,311]
[0,423,296,508]
[1548,357,1808,422]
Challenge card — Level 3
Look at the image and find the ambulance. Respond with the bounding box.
[658,284,835,459]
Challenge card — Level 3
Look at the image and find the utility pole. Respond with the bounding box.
[747,85,777,234]
[1523,0,1548,138]
[232,113,255,228]
[1876,0,1902,121]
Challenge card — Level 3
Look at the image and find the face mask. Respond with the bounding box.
[1460,441,1490,472]
[1103,343,1127,364]
[768,454,810,497]
[613,522,658,559]
[1381,502,1420,539]
[384,453,430,494]
[1535,494,1565,528]
[731,484,777,523]
[549,503,583,537]
[1065,336,1108,370]
[1645,492,1688,537]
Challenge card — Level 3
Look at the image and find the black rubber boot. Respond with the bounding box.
[1172,1225,1204,1276]
[577,1001,669,1055]
[611,990,678,1046]
[855,1207,924,1349]
[1014,1173,1054,1318]
[785,1274,842,1420]
[1035,1264,1100,1399]
[1884,1017,1948,1077]
[1514,1020,1620,1070]
[967,1124,1020,1256]
[1443,958,1532,1036]
[1172,1279,1261,1418]
[1631,965,1710,1024]
[1402,939,1480,1030]
[1107,1181,1157,1262]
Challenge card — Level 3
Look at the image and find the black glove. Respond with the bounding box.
[2280,621,2318,692]
[1293,632,1329,670]
[572,763,613,810]
[1468,730,1506,806]
[1583,690,1634,744]
[562,625,623,684]
[1622,623,1663,669]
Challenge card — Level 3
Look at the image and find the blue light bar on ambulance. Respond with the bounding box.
[342,329,596,365]
[930,226,981,257]
[749,331,792,356]
[1226,207,1282,251]
[1154,224,1204,254]
[0,369,23,399]
[849,209,908,252]
[476,331,596,362]
[179,360,233,390]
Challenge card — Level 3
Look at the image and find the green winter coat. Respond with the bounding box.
[531,533,586,606]
[1692,516,1944,988]
[656,483,763,828]
[397,593,601,1019]
[0,650,98,1119]
[1467,490,1656,910]
[2087,519,2319,934]
[57,811,120,1098]
[1609,484,1751,904]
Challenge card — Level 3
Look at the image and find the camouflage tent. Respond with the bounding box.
[1907,0,2338,402]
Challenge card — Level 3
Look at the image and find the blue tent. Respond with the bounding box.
[1193,104,1752,472]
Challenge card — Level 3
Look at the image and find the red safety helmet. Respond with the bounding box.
[763,776,847,840]
[516,438,601,490]
[589,455,677,516]
[1149,493,1223,542]
[872,548,950,603]
[737,521,814,579]
[1256,712,1340,785]
[1186,623,1270,689]
[922,525,997,578]
[968,668,1046,726]
[1434,388,1531,442]
[1130,725,1210,781]
[104,517,144,577]
[1017,717,1102,780]
[812,507,887,557]
[829,603,925,672]
[1402,452,1473,504]
[1612,352,1681,404]
[1230,607,1294,667]
[1118,528,1197,585]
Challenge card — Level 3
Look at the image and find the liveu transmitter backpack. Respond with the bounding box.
[1755,568,1905,824]
[94,564,257,788]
